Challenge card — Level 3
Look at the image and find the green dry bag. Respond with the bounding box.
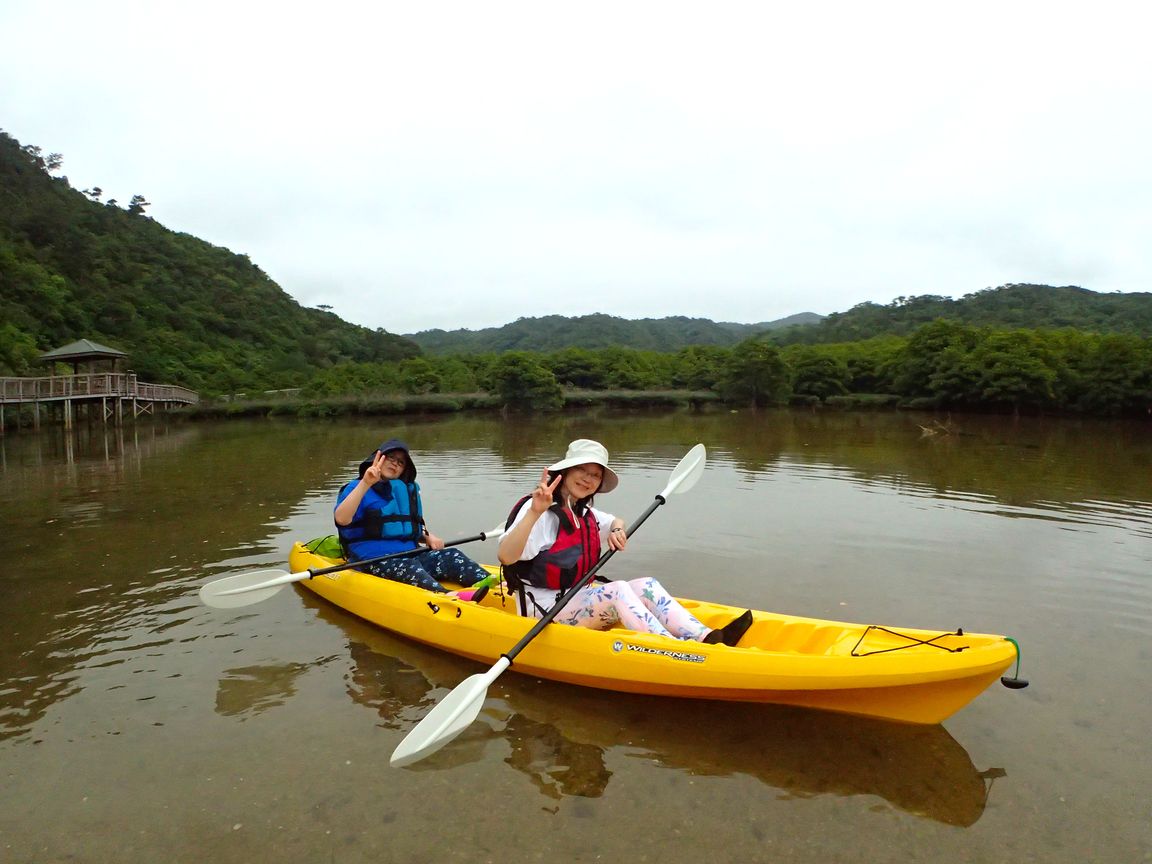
[304,534,344,559]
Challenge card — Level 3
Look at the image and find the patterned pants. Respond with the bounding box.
[361,548,487,593]
[553,577,710,640]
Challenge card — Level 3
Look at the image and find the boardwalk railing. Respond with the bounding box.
[0,373,199,405]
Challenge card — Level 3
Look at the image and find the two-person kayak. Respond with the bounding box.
[288,542,1023,725]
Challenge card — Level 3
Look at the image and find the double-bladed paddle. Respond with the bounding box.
[198,525,506,609]
[389,443,707,768]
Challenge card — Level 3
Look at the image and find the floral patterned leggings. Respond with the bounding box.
[552,578,710,640]
[361,548,487,593]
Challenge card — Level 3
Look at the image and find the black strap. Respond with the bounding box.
[851,626,969,657]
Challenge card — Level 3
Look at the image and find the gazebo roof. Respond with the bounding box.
[39,339,129,363]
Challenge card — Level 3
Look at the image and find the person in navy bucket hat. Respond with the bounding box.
[334,438,488,593]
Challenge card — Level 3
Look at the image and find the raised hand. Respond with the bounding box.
[363,451,388,485]
[530,468,561,513]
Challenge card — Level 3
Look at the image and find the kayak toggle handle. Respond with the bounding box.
[1000,637,1030,689]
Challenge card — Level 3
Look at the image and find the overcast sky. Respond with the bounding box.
[2,1,1149,335]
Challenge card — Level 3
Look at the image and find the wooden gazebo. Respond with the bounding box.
[38,338,129,375]
[1,339,198,433]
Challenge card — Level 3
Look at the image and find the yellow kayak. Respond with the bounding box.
[288,543,1021,725]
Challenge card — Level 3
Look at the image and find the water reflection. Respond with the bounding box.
[346,409,1152,537]
[501,714,613,800]
[0,421,200,476]
[16,409,1129,543]
[304,593,995,827]
[346,641,446,731]
[214,663,310,719]
[695,411,1152,537]
[342,637,492,767]
[0,420,359,744]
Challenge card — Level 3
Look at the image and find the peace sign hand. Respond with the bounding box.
[529,468,561,514]
[363,451,387,485]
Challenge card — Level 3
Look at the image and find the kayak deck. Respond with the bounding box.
[289,544,1019,724]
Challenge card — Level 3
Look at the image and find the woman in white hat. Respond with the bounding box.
[498,439,752,645]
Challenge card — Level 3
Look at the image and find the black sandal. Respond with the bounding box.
[703,610,754,647]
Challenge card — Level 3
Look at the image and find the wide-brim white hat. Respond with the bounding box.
[549,439,619,494]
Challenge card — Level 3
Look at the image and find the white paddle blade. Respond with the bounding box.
[390,657,511,768]
[662,443,707,498]
[198,569,297,608]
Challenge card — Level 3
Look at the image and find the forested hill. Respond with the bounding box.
[406,311,823,355]
[772,284,1152,345]
[407,285,1152,356]
[0,130,418,393]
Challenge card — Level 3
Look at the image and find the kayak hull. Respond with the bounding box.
[288,544,1018,724]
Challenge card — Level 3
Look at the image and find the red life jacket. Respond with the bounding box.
[503,496,602,591]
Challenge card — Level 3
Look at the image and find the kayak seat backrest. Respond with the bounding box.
[769,622,814,650]
[797,626,844,655]
[747,618,783,648]
[767,622,842,655]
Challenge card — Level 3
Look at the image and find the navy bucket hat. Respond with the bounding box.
[358,437,416,483]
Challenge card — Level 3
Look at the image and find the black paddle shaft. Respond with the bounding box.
[502,495,667,663]
[306,531,493,579]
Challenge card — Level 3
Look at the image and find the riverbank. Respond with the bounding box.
[175,389,932,420]
[176,389,727,420]
[4,385,1144,433]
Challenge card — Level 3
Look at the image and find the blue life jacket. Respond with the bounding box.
[335,478,423,560]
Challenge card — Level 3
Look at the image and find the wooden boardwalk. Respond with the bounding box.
[0,373,199,432]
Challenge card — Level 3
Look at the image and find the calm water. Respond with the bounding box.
[1,409,1149,863]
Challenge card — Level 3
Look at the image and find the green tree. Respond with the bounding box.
[490,351,562,410]
[1066,333,1152,415]
[894,320,980,399]
[923,344,983,405]
[835,337,905,393]
[433,357,479,392]
[547,347,606,388]
[719,339,792,407]
[671,346,727,390]
[399,357,441,394]
[0,322,40,374]
[968,331,1059,412]
[596,347,661,390]
[302,362,401,397]
[787,348,850,400]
